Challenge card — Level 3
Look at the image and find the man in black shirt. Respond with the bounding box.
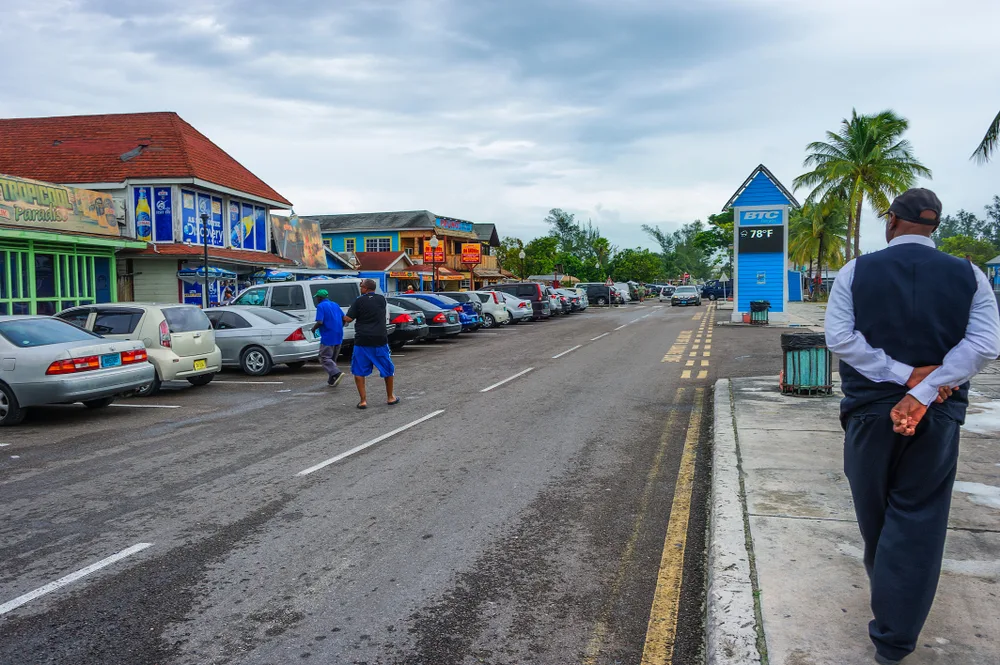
[344,279,398,408]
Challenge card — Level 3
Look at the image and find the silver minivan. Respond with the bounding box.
[230,279,389,347]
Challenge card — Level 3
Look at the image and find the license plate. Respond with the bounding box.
[100,353,121,368]
[194,359,207,370]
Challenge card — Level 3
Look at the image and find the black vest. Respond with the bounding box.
[840,241,977,423]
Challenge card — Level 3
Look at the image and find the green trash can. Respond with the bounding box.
[750,300,770,325]
[781,332,833,396]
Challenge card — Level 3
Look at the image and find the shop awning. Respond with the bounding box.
[178,266,238,283]
[0,225,147,249]
[122,243,295,267]
[410,264,463,280]
[473,267,503,278]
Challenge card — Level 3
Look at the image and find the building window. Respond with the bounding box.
[365,237,391,252]
[345,238,356,252]
[460,279,471,289]
[404,247,414,256]
[324,239,333,249]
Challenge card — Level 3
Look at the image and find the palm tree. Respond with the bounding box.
[788,201,848,298]
[972,110,1000,163]
[794,109,931,261]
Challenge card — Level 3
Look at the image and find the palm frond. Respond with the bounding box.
[972,110,1000,164]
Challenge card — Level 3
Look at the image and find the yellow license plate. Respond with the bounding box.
[193,359,207,370]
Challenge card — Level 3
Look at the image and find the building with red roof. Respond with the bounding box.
[0,111,302,306]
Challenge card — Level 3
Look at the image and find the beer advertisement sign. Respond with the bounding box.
[0,174,119,236]
[461,243,481,264]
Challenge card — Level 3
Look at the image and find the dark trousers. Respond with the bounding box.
[843,401,960,661]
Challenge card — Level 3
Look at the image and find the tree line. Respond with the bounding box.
[495,208,733,284]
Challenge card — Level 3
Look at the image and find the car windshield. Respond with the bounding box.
[675,287,697,294]
[0,318,100,348]
[309,282,361,307]
[248,308,298,325]
[427,294,458,306]
[162,306,212,332]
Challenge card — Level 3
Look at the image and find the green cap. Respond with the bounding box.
[314,289,329,298]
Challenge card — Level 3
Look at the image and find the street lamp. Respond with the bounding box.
[199,212,210,308]
[518,249,526,280]
[429,235,440,292]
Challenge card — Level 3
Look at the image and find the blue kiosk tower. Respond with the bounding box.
[723,164,800,323]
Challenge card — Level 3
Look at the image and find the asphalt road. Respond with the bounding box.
[0,300,784,665]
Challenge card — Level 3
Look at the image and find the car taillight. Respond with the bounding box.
[285,328,307,342]
[392,313,413,324]
[519,302,528,308]
[159,320,171,348]
[46,355,100,375]
[432,312,447,323]
[492,292,499,303]
[560,296,567,302]
[121,349,148,364]
[454,305,463,312]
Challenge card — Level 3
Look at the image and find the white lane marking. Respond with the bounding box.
[212,381,284,385]
[614,324,628,331]
[591,333,610,341]
[296,410,445,477]
[0,543,153,616]
[110,403,181,409]
[390,354,405,357]
[479,368,535,393]
[277,389,292,393]
[0,443,8,447]
[552,345,583,359]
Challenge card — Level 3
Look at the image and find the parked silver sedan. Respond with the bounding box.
[498,292,534,324]
[205,306,321,376]
[0,316,156,426]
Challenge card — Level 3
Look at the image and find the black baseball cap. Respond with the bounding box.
[884,188,942,225]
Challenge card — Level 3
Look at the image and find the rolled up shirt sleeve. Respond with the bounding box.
[824,259,914,385]
[908,266,1000,405]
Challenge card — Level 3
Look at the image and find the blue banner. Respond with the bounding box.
[181,190,199,243]
[211,196,224,247]
[196,193,212,245]
[153,187,173,242]
[133,186,152,241]
[241,202,255,250]
[254,206,266,250]
[229,201,242,249]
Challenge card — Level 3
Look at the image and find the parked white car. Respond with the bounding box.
[471,291,511,328]
[56,303,222,396]
[497,292,533,324]
[0,316,156,426]
[614,282,632,303]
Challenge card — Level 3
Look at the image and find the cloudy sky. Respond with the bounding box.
[3,0,999,252]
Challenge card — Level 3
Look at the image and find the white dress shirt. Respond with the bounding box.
[825,234,1000,405]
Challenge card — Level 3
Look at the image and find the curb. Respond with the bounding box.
[707,379,763,665]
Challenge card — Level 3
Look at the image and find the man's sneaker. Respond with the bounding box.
[327,373,339,386]
[331,372,345,387]
[874,653,901,665]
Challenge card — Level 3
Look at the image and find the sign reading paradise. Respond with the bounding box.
[0,173,119,236]
[461,243,481,264]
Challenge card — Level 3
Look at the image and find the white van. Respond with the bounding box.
[230,279,389,347]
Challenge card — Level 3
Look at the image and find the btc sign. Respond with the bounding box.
[739,209,783,225]
[461,243,481,264]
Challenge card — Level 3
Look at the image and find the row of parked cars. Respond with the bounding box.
[0,279,597,426]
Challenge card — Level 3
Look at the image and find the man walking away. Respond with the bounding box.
[312,289,345,387]
[344,279,398,409]
[825,188,1000,664]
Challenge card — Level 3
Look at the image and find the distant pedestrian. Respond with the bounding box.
[343,278,398,409]
[826,188,1000,665]
[406,285,415,293]
[311,289,345,387]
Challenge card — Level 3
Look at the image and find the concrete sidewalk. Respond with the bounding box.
[709,375,1000,665]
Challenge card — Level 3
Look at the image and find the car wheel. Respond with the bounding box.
[285,361,306,370]
[240,346,272,376]
[483,313,496,328]
[596,296,608,306]
[0,382,26,426]
[134,372,162,397]
[187,373,217,386]
[83,396,115,409]
[709,294,717,301]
